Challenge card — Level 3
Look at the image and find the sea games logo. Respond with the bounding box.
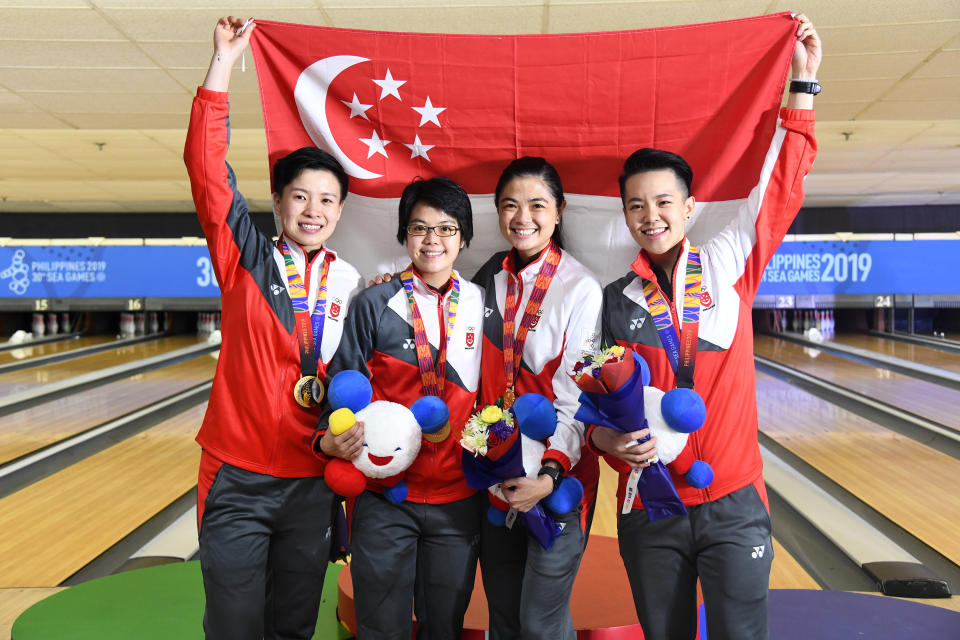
[1,250,29,295]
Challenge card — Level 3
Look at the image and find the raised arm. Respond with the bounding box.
[202,16,256,92]
[183,17,265,295]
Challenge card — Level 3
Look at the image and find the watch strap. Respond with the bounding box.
[538,465,562,491]
[789,79,821,95]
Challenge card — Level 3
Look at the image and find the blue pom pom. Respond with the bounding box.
[685,461,714,488]
[661,388,706,434]
[383,481,409,503]
[487,504,508,527]
[328,370,373,413]
[410,396,449,434]
[512,393,557,440]
[631,351,651,386]
[543,476,584,516]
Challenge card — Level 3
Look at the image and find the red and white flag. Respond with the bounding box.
[249,14,798,282]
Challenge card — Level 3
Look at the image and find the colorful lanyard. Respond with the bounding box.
[502,242,561,407]
[400,266,460,400]
[640,246,702,389]
[281,240,334,377]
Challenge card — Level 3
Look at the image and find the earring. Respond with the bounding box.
[555,218,560,224]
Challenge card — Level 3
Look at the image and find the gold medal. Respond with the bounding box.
[422,421,451,444]
[502,387,516,410]
[293,375,325,408]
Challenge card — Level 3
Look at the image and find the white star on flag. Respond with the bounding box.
[359,130,391,158]
[372,69,406,101]
[404,135,435,161]
[341,93,373,120]
[412,96,445,127]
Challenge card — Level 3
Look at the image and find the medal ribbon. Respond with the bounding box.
[400,266,460,399]
[281,240,334,377]
[503,242,562,396]
[641,246,702,389]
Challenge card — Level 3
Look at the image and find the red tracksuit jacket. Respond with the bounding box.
[593,107,817,511]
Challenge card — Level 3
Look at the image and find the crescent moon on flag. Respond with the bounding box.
[294,55,382,180]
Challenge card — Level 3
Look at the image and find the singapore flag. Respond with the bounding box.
[249,15,798,282]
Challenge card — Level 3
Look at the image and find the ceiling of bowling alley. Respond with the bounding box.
[0,0,958,215]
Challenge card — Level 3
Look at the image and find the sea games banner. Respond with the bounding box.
[759,240,960,296]
[0,245,221,299]
[248,14,799,283]
[5,239,954,299]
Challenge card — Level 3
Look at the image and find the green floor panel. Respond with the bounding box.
[12,561,351,640]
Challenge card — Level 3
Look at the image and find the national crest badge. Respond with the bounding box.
[528,309,544,329]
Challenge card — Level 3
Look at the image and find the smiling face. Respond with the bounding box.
[496,175,564,261]
[273,168,345,253]
[405,203,464,289]
[353,401,422,479]
[622,169,695,270]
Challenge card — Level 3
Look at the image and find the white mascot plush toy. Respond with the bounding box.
[318,370,449,503]
[641,386,713,488]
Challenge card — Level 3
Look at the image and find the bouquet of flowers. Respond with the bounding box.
[460,396,561,549]
[461,404,516,457]
[570,345,688,521]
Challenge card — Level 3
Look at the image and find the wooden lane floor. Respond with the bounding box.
[769,539,819,590]
[0,403,206,588]
[756,370,960,567]
[829,332,960,375]
[0,336,115,367]
[0,355,216,465]
[0,335,205,397]
[755,334,960,431]
[593,458,818,590]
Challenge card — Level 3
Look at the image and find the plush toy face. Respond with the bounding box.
[353,401,422,479]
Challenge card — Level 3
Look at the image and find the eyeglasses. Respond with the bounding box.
[406,223,461,237]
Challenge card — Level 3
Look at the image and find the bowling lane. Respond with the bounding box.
[0,335,206,397]
[0,336,115,367]
[755,335,960,431]
[0,355,216,465]
[756,370,960,566]
[0,402,206,587]
[830,333,960,375]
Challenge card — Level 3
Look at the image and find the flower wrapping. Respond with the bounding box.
[518,504,559,550]
[571,347,687,521]
[460,401,559,549]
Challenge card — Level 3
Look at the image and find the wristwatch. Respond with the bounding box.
[537,465,562,491]
[789,80,822,95]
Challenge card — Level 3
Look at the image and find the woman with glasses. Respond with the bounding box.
[316,176,485,640]
[471,157,604,640]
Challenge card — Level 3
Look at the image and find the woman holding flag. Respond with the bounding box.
[316,176,486,640]
[471,157,606,640]
[184,16,365,640]
[590,14,822,640]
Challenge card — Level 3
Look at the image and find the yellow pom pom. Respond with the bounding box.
[329,408,356,435]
